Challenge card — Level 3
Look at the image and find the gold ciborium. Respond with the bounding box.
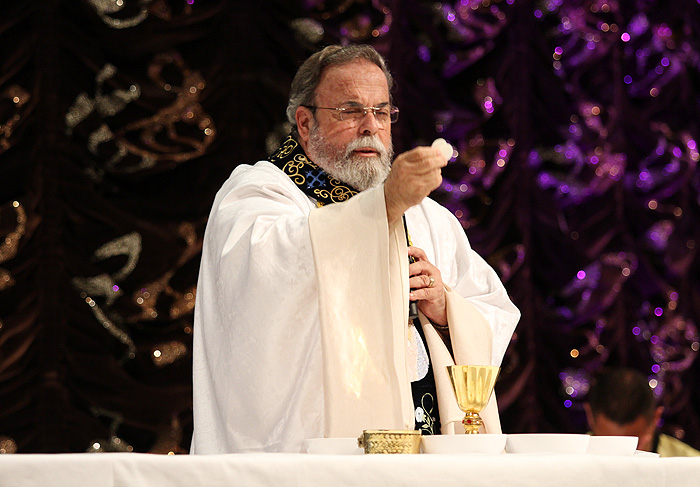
[447,365,500,434]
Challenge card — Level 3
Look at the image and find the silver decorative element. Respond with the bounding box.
[88,0,152,29]
[71,233,142,361]
[87,408,134,452]
[290,18,325,44]
[87,124,114,155]
[64,93,95,133]
[65,64,141,135]
[94,232,141,281]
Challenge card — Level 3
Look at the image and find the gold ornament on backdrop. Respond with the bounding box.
[117,51,215,165]
[0,201,27,292]
[65,52,215,180]
[0,436,17,454]
[152,341,188,368]
[0,86,31,154]
[130,222,200,323]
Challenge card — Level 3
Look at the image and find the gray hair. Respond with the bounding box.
[286,45,394,134]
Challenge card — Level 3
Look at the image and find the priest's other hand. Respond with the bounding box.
[408,246,447,327]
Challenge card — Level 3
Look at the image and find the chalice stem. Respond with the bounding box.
[463,411,483,434]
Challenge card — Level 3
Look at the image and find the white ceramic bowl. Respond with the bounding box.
[505,434,590,454]
[586,436,638,456]
[302,438,363,455]
[422,434,506,454]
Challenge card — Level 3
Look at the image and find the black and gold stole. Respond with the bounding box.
[268,134,358,207]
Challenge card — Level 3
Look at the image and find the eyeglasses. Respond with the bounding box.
[303,104,399,125]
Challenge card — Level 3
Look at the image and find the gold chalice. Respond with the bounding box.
[447,365,500,434]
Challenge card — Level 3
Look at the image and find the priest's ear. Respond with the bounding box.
[295,106,314,147]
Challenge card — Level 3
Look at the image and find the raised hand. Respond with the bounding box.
[383,140,451,224]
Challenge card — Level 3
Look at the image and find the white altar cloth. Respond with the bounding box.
[1,452,699,487]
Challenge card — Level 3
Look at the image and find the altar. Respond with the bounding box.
[1,452,700,487]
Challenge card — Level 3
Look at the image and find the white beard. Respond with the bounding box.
[307,127,393,191]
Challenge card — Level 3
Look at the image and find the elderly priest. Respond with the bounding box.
[191,44,520,454]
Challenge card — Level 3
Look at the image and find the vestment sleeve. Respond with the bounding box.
[192,163,324,453]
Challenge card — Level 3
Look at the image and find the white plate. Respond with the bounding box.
[505,434,590,454]
[586,436,638,456]
[422,434,506,454]
[302,438,363,455]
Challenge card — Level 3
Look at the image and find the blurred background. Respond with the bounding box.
[1,0,698,454]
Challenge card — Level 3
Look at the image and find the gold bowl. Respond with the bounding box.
[357,430,421,454]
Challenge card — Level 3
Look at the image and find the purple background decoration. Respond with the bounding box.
[0,0,698,453]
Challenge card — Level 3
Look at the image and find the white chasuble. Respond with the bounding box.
[191,161,520,453]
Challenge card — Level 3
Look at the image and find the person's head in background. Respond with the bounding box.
[584,367,664,451]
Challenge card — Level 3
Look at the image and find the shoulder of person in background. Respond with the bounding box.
[657,433,700,458]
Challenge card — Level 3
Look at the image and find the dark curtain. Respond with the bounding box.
[0,0,698,453]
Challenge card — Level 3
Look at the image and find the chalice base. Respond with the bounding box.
[462,412,483,434]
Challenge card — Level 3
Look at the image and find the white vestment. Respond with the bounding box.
[191,160,520,454]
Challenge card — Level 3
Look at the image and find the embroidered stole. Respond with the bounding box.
[268,134,358,206]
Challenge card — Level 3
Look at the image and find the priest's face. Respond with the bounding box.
[296,59,394,191]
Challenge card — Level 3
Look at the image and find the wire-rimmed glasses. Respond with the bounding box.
[303,104,399,125]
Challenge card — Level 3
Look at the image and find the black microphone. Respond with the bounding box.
[403,215,419,321]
